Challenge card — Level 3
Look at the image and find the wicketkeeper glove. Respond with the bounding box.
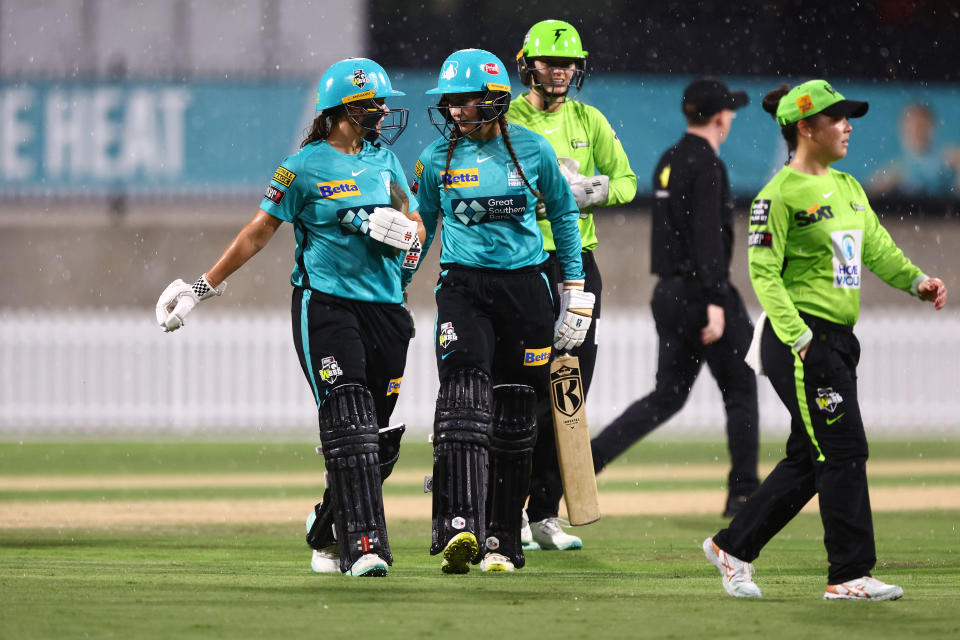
[554,279,595,351]
[557,157,609,209]
[369,206,418,251]
[155,275,225,332]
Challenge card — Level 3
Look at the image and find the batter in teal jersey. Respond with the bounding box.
[409,48,592,576]
[507,19,637,552]
[704,79,947,602]
[156,58,425,579]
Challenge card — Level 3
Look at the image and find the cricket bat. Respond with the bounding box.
[549,352,601,525]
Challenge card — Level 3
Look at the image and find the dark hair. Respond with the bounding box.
[300,106,345,148]
[441,116,542,200]
[762,84,798,155]
[684,110,713,127]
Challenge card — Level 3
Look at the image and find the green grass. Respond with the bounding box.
[2,439,959,639]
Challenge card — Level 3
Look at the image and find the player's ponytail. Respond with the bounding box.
[498,116,542,200]
[300,106,344,148]
[763,84,798,159]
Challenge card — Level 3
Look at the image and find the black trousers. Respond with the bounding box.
[433,264,555,396]
[590,276,759,494]
[713,315,875,584]
[291,287,413,427]
[526,251,602,521]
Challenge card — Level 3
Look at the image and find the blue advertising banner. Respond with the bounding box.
[1,74,957,200]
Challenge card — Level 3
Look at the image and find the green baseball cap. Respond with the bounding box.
[775,79,868,126]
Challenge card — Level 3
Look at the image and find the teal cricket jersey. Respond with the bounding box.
[259,140,419,304]
[412,123,584,280]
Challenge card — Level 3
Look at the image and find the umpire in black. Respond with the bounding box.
[591,78,760,517]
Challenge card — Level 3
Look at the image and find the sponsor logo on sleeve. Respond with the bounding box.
[523,347,552,366]
[750,199,771,225]
[264,185,285,205]
[450,194,527,225]
[748,231,773,248]
[831,229,862,289]
[386,377,402,396]
[414,160,424,179]
[410,180,419,195]
[440,168,480,188]
[317,179,361,199]
[272,166,296,187]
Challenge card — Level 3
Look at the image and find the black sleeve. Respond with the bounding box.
[691,158,730,305]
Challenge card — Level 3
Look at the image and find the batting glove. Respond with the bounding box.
[569,175,609,209]
[155,275,225,332]
[554,279,595,351]
[369,206,418,251]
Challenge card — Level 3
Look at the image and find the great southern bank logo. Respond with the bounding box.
[831,229,862,289]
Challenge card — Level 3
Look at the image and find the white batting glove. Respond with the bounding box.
[369,207,418,251]
[569,175,609,209]
[554,279,595,351]
[558,157,582,185]
[155,275,225,332]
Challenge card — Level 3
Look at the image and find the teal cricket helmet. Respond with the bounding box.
[316,57,405,112]
[426,49,512,96]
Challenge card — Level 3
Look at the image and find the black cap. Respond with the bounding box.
[682,78,749,119]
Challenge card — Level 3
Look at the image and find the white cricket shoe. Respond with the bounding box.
[310,545,340,573]
[521,510,540,551]
[480,552,515,572]
[347,553,388,577]
[530,517,582,551]
[702,537,762,598]
[440,531,478,574]
[824,576,903,601]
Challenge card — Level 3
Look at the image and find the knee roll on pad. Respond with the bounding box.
[430,368,492,557]
[486,384,537,568]
[306,423,406,552]
[318,383,392,572]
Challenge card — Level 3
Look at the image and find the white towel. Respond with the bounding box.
[744,312,766,376]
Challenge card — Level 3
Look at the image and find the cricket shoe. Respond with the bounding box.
[440,532,478,574]
[347,553,388,577]
[480,552,515,572]
[530,517,582,551]
[306,510,339,573]
[824,576,903,601]
[310,545,340,574]
[702,537,761,598]
[521,510,540,551]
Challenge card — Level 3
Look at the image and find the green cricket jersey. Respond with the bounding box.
[748,166,926,350]
[507,94,637,252]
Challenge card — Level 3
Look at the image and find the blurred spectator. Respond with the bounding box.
[868,103,960,198]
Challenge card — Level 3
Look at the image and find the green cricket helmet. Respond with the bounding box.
[315,58,408,144]
[426,49,512,140]
[517,19,588,95]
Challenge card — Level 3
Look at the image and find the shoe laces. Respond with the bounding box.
[539,517,571,534]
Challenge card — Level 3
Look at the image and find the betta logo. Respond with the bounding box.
[441,168,480,188]
[317,179,361,199]
[523,347,551,366]
[386,377,402,396]
[482,62,500,74]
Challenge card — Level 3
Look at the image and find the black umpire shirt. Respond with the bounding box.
[650,132,734,306]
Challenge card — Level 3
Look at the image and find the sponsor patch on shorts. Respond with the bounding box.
[386,377,402,396]
[523,347,551,366]
[750,199,770,225]
[272,166,296,187]
[264,185,284,205]
[748,231,772,248]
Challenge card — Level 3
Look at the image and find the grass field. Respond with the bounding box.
[2,439,959,639]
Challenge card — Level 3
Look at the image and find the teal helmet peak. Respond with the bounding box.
[316,57,404,112]
[426,49,512,96]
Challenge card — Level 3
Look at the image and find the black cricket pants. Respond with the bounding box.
[590,276,759,494]
[713,314,875,584]
[434,264,555,398]
[526,251,602,521]
[291,287,413,428]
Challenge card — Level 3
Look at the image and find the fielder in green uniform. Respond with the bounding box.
[703,79,947,601]
[508,19,637,552]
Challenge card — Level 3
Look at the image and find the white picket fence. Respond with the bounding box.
[1,307,958,437]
